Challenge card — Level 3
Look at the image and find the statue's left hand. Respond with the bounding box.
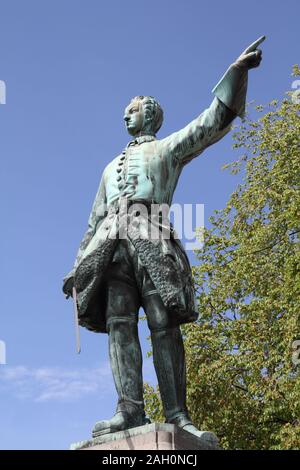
[63,270,75,299]
[235,36,266,70]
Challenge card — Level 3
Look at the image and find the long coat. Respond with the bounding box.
[64,64,248,333]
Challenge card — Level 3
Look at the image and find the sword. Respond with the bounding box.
[72,286,81,354]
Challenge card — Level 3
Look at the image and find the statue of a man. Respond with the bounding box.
[63,38,264,441]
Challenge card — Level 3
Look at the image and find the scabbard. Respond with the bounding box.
[72,286,81,354]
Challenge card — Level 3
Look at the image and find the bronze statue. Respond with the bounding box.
[63,37,265,442]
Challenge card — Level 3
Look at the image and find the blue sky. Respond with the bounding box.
[0,0,298,450]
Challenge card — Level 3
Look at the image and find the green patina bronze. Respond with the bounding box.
[63,37,265,444]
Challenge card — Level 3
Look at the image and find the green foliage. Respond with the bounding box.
[144,67,300,449]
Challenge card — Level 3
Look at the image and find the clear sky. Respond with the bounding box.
[0,0,298,450]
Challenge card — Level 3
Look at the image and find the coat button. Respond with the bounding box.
[120,155,125,160]
[117,176,122,182]
[117,168,122,173]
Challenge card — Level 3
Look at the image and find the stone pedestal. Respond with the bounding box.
[70,423,220,450]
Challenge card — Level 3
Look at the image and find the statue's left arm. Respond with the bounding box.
[62,173,107,297]
[160,37,265,165]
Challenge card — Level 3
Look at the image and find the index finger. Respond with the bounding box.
[243,35,266,54]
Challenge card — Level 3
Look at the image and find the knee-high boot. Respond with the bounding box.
[151,326,189,422]
[151,326,219,447]
[92,318,148,437]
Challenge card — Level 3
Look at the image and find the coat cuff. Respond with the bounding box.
[212,64,248,118]
[63,268,75,282]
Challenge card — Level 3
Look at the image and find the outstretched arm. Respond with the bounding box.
[160,36,265,166]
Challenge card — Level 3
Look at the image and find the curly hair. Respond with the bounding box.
[130,95,164,135]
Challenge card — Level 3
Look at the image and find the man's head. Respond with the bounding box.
[123,96,163,137]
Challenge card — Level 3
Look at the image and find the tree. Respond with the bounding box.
[144,66,300,450]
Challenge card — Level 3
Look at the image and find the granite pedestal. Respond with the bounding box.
[71,423,220,450]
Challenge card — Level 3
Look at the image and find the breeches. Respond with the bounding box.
[103,239,172,332]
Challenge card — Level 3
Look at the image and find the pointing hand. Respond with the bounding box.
[235,35,266,70]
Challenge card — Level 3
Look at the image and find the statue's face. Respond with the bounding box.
[123,99,145,136]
